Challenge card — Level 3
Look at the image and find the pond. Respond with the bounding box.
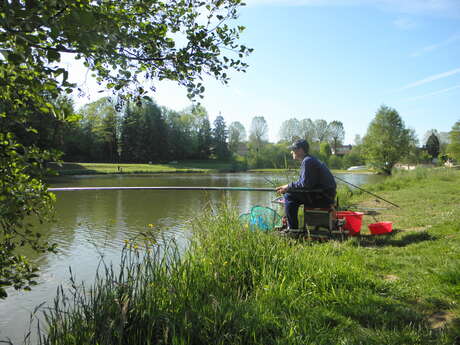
[0,172,384,343]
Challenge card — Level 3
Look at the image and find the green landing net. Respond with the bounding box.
[239,205,283,232]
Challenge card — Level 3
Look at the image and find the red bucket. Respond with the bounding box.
[336,211,363,235]
[368,222,392,235]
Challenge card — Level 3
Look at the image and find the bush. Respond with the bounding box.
[328,155,343,169]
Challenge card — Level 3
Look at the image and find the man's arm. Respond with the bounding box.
[288,158,320,190]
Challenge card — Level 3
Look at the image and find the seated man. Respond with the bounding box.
[276,139,337,229]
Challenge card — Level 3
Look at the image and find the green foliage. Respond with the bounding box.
[228,121,246,154]
[0,133,58,298]
[279,118,301,143]
[328,120,345,153]
[212,115,230,160]
[342,150,365,169]
[426,133,440,160]
[447,120,460,162]
[197,116,212,159]
[247,143,290,169]
[320,142,332,158]
[1,0,250,296]
[362,105,411,174]
[328,155,343,169]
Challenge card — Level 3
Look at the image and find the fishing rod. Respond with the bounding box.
[333,175,400,208]
[49,178,399,208]
[48,186,324,193]
[48,186,276,192]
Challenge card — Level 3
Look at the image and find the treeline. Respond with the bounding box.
[49,96,352,169]
[11,95,366,169]
[20,96,230,163]
[17,96,460,172]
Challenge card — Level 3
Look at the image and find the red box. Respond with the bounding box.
[336,211,363,235]
[368,222,392,235]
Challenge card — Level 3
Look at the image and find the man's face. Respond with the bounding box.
[291,148,304,161]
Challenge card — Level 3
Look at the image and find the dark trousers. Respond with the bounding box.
[284,192,335,229]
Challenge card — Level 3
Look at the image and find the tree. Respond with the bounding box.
[299,118,316,143]
[400,128,420,166]
[328,155,343,169]
[320,142,332,158]
[249,116,268,148]
[248,116,268,168]
[228,121,246,154]
[1,0,250,298]
[426,132,440,161]
[354,134,363,146]
[198,117,212,159]
[447,120,460,162]
[328,121,345,154]
[139,99,168,162]
[78,97,121,162]
[313,119,331,142]
[279,118,301,143]
[362,105,410,174]
[212,115,230,160]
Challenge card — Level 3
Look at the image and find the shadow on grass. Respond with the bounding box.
[353,230,437,247]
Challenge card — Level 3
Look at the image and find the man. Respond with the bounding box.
[276,139,337,229]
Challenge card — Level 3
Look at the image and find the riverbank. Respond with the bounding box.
[50,162,374,176]
[49,161,243,175]
[37,168,460,344]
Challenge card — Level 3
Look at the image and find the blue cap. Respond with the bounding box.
[290,139,309,152]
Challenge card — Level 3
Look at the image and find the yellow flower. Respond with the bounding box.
[148,224,154,228]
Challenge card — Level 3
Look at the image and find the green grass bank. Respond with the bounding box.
[35,168,460,345]
[50,160,244,175]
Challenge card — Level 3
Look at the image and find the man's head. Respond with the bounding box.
[290,139,309,160]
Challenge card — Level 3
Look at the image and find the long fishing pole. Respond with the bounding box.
[333,175,400,208]
[48,186,324,193]
[48,186,276,192]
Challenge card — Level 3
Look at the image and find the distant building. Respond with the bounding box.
[236,142,249,156]
[333,144,352,156]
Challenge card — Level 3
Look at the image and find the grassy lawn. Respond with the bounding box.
[38,168,460,344]
[50,160,240,175]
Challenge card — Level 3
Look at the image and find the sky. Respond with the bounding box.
[66,0,460,145]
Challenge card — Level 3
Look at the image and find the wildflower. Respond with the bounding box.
[148,223,154,228]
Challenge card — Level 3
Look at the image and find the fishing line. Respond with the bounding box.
[333,175,400,208]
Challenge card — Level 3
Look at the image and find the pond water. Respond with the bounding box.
[0,172,384,343]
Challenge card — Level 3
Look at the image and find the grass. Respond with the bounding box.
[49,160,243,175]
[31,168,460,345]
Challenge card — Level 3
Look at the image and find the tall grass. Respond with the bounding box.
[31,199,457,345]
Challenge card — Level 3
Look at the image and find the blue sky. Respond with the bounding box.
[69,0,460,144]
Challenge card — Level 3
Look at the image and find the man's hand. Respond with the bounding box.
[276,184,289,194]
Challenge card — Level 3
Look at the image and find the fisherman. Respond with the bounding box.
[276,139,337,229]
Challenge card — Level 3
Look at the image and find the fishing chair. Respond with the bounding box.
[302,202,347,240]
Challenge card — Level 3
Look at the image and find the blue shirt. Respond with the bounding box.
[288,155,336,193]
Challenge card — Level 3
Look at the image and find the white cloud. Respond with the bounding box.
[393,17,417,30]
[411,32,460,57]
[245,0,460,16]
[398,67,460,91]
[404,84,460,101]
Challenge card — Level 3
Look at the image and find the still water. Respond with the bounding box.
[0,172,383,343]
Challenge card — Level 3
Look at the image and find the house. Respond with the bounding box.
[333,145,352,156]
